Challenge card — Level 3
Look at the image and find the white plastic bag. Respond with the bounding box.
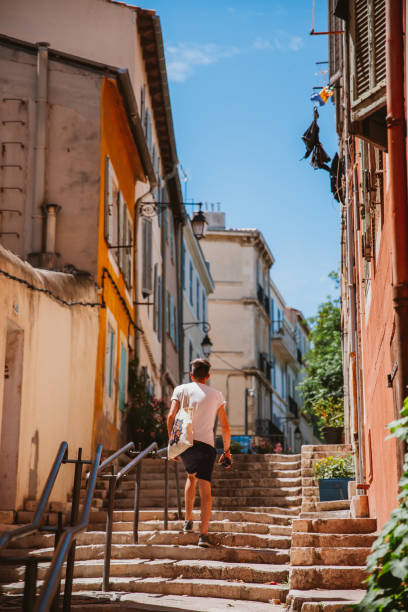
[168,392,193,459]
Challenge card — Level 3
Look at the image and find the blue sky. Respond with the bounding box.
[133,0,339,317]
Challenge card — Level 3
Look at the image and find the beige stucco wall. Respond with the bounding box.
[0,246,99,510]
[201,231,272,436]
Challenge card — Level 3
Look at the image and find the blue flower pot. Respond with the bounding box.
[318,478,354,501]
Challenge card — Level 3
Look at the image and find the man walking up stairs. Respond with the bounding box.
[0,451,302,610]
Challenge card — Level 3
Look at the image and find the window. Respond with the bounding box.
[348,0,386,146]
[153,264,158,332]
[173,303,178,349]
[189,339,193,367]
[169,211,174,261]
[182,240,186,291]
[202,289,206,331]
[272,359,276,389]
[157,276,162,341]
[277,308,281,329]
[270,298,275,330]
[105,323,116,399]
[124,213,132,288]
[189,260,193,305]
[119,343,127,413]
[144,107,152,152]
[281,368,285,399]
[141,219,153,297]
[196,277,200,319]
[168,293,175,342]
[104,157,119,247]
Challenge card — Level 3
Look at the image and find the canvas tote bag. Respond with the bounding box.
[168,390,194,459]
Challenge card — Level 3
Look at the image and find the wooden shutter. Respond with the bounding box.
[157,276,162,341]
[328,0,344,84]
[142,219,153,296]
[125,215,132,288]
[104,156,111,242]
[350,0,386,120]
[153,264,158,332]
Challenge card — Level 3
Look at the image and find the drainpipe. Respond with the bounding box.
[386,0,408,475]
[342,18,364,484]
[44,204,60,253]
[160,164,180,396]
[32,43,49,255]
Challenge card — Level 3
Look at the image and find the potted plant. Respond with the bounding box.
[313,455,355,501]
[312,401,344,443]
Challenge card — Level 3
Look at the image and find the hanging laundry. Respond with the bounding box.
[310,85,334,106]
[319,85,334,104]
[330,153,345,202]
[301,107,331,171]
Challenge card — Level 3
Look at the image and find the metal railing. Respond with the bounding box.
[96,442,182,592]
[0,442,102,612]
[35,444,103,612]
[0,442,68,612]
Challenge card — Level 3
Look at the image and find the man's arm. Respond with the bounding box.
[217,403,231,453]
[167,399,180,437]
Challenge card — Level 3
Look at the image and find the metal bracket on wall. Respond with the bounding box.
[387,361,398,387]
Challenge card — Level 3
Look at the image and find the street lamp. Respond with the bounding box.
[201,333,213,358]
[139,200,208,241]
[245,387,255,435]
[191,203,208,240]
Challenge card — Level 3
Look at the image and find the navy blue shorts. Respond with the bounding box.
[180,440,217,482]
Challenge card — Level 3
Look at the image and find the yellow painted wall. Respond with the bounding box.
[93,78,145,449]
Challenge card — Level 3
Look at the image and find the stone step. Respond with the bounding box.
[211,487,302,497]
[213,477,302,487]
[292,518,377,534]
[109,508,295,525]
[301,445,352,452]
[45,529,290,550]
[49,542,291,564]
[290,546,372,566]
[37,557,291,583]
[3,575,289,604]
[299,511,350,519]
[291,532,377,548]
[290,566,367,590]
[287,588,366,612]
[316,500,350,511]
[0,511,15,524]
[212,496,302,508]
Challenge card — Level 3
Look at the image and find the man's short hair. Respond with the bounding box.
[191,358,211,380]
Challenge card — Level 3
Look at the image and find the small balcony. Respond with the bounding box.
[257,284,270,317]
[271,319,298,363]
[258,352,272,381]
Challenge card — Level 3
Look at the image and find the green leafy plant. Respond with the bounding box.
[297,271,344,433]
[313,455,355,480]
[354,398,408,611]
[126,360,168,449]
[230,440,243,454]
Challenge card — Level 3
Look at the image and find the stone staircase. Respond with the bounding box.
[300,444,353,518]
[0,453,302,610]
[286,444,377,611]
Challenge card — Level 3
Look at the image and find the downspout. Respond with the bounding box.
[160,164,180,396]
[31,42,49,256]
[386,0,408,475]
[343,21,364,484]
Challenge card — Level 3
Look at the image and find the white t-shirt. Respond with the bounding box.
[171,382,225,448]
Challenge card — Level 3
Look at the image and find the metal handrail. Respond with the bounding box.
[34,444,103,612]
[0,441,68,551]
[99,441,181,592]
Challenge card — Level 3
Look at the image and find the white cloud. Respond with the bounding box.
[166,42,240,82]
[273,31,304,52]
[252,37,272,50]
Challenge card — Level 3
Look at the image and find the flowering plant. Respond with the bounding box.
[126,361,168,448]
[313,454,354,480]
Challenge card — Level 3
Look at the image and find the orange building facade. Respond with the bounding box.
[328,0,407,527]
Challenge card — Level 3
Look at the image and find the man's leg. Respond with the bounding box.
[185,473,197,521]
[197,478,212,535]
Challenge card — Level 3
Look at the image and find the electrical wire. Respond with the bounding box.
[0,267,101,308]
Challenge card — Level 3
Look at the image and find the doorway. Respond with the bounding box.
[0,320,24,510]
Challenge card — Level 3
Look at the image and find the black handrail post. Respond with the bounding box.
[103,470,116,592]
[133,461,142,544]
[23,558,37,612]
[50,512,64,612]
[174,461,182,520]
[164,456,169,530]
[63,447,83,611]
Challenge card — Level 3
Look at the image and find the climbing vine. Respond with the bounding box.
[354,398,408,611]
